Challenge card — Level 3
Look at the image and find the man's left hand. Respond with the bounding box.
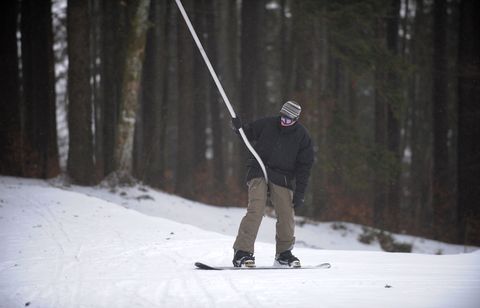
[293,192,304,209]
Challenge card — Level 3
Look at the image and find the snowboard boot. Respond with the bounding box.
[232,250,255,268]
[274,250,301,268]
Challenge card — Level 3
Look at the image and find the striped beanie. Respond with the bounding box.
[280,101,301,120]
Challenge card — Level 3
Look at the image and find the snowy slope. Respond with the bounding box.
[1,176,479,308]
[67,178,476,255]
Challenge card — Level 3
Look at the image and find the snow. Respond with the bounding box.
[265,1,281,11]
[1,176,479,308]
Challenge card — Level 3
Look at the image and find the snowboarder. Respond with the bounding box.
[231,101,314,268]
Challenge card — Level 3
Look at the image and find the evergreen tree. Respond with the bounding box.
[67,0,96,185]
[21,0,59,178]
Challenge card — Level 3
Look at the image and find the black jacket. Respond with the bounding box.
[243,116,314,196]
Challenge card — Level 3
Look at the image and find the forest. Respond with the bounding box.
[0,0,479,247]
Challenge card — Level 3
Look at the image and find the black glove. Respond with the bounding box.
[231,117,243,132]
[292,192,304,209]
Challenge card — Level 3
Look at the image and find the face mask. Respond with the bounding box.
[281,115,296,126]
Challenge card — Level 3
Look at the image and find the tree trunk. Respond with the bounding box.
[0,0,22,176]
[175,0,195,197]
[67,0,96,185]
[216,0,242,199]
[114,0,151,179]
[160,2,179,191]
[21,0,59,179]
[280,0,294,99]
[138,0,169,186]
[407,0,434,238]
[205,0,225,190]
[192,0,208,184]
[432,0,453,242]
[156,0,173,189]
[312,8,329,219]
[89,0,104,181]
[262,0,283,115]
[240,0,260,122]
[386,0,401,232]
[373,17,388,230]
[291,1,313,104]
[101,0,128,177]
[457,0,480,246]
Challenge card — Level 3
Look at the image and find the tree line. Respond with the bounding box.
[0,0,479,246]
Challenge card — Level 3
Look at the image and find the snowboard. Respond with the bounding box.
[194,262,331,270]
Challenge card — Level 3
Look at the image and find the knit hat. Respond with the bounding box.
[280,101,301,120]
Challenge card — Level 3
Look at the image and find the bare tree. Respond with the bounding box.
[114,0,151,180]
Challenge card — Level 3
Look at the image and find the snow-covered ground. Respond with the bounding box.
[1,176,479,308]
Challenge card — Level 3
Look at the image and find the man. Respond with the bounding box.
[231,101,314,268]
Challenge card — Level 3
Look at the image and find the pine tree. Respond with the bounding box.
[21,0,59,178]
[67,0,96,185]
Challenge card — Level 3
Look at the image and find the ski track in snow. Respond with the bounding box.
[0,176,479,308]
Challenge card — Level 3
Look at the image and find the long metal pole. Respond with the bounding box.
[174,0,268,183]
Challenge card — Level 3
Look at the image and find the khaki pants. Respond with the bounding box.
[233,177,295,255]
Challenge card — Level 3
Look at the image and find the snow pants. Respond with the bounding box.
[233,177,295,255]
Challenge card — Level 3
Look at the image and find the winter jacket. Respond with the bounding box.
[242,116,314,196]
